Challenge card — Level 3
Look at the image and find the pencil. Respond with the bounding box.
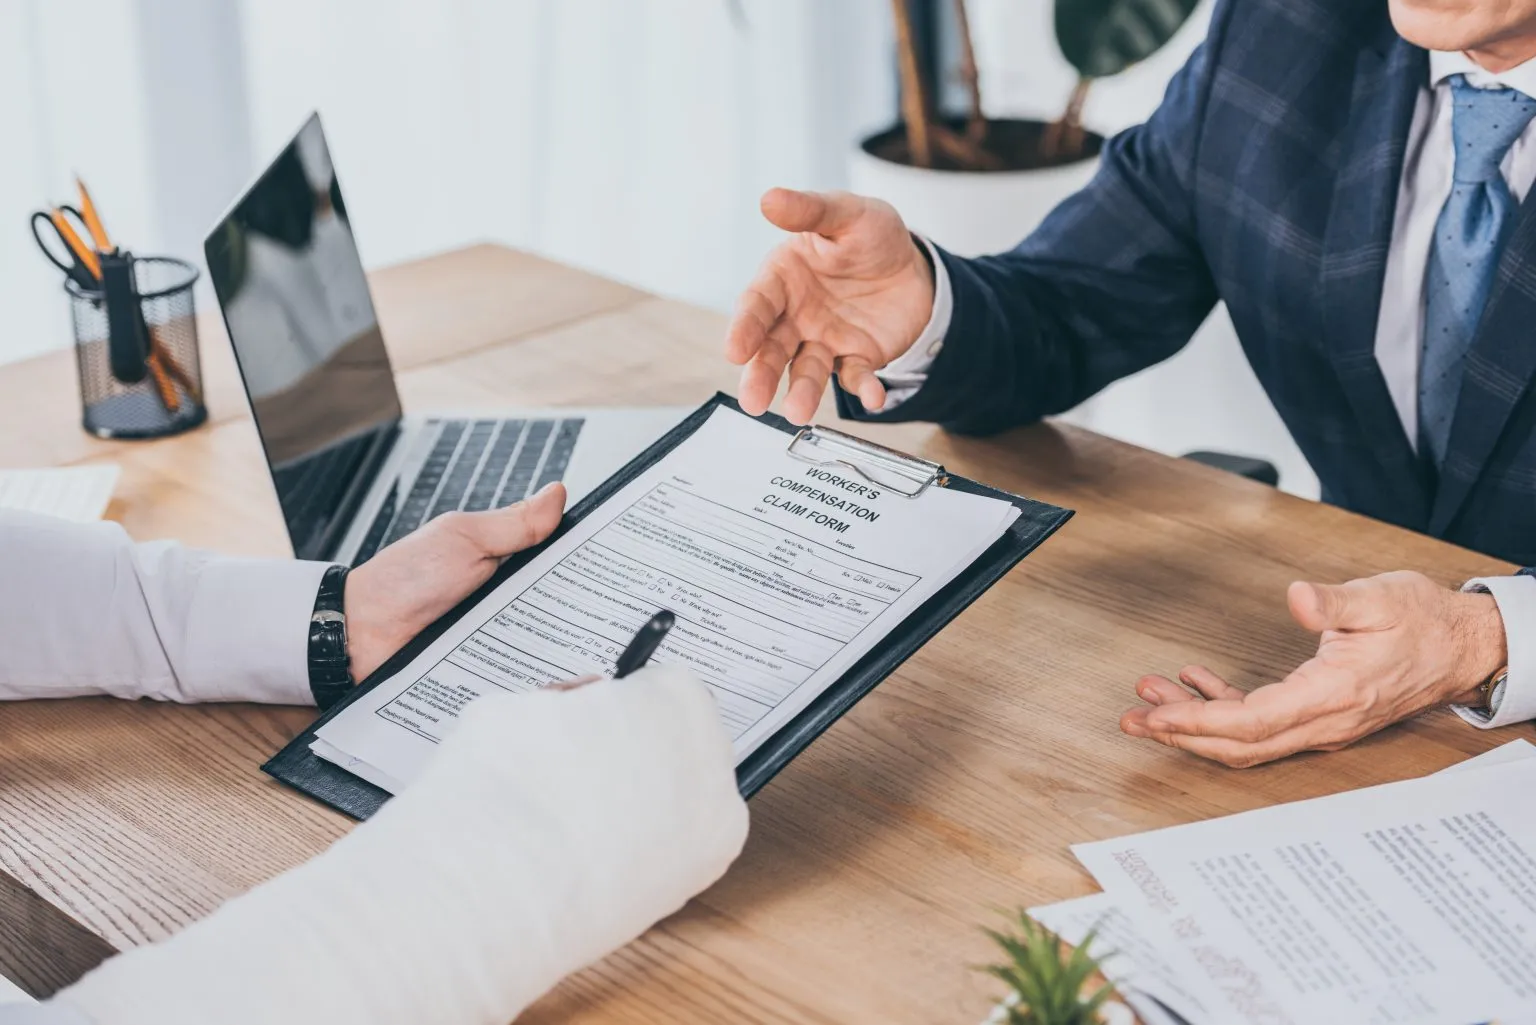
[50,210,100,279]
[75,177,113,252]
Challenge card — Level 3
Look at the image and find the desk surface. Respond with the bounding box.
[0,244,1519,1021]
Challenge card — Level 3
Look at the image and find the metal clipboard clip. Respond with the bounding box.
[785,425,946,498]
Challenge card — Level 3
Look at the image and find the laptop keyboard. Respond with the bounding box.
[351,417,583,566]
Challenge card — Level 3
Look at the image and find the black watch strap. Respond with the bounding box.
[308,565,353,710]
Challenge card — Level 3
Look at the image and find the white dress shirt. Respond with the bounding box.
[880,50,1536,728]
[0,510,325,706]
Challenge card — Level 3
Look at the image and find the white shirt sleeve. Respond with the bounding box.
[875,236,954,410]
[50,668,748,1025]
[1451,575,1536,729]
[0,511,325,706]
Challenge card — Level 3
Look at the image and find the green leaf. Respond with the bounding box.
[1055,0,1201,79]
[980,912,1119,1025]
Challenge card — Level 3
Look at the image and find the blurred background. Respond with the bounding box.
[1,0,1317,497]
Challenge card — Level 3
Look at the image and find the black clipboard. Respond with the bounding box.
[263,393,1073,819]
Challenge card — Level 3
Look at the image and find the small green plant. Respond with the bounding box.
[981,912,1117,1025]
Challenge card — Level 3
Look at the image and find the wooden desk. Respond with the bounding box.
[0,245,1520,1021]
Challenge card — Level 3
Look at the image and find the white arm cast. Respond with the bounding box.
[49,667,748,1025]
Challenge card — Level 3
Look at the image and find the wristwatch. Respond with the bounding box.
[1461,580,1509,719]
[1475,666,1511,718]
[308,564,353,710]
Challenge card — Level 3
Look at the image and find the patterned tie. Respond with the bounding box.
[1420,75,1536,469]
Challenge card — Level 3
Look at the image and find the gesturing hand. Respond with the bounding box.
[1119,572,1508,767]
[343,482,566,681]
[726,188,937,425]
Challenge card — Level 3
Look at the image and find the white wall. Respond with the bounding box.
[135,0,257,304]
[2,0,264,365]
[971,0,1320,498]
[235,0,892,313]
[234,0,1316,494]
[1,0,157,366]
[0,0,891,366]
[0,0,1317,498]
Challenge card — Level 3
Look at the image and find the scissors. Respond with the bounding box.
[30,177,117,290]
[30,205,103,290]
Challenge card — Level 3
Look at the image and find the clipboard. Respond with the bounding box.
[263,393,1073,819]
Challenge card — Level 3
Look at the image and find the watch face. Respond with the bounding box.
[312,609,346,625]
[1490,672,1510,714]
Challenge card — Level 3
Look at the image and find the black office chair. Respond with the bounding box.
[1182,450,1280,487]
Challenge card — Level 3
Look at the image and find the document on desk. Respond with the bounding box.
[0,973,35,1007]
[1072,740,1536,1025]
[0,465,119,522]
[312,407,1021,792]
[1029,741,1536,1025]
[1029,892,1218,1025]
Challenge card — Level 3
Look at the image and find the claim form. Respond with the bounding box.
[312,407,1020,792]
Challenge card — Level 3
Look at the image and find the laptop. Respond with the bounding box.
[205,112,686,566]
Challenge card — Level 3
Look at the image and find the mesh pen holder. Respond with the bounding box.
[65,255,207,439]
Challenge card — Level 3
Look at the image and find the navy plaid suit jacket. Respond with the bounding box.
[840,0,1536,567]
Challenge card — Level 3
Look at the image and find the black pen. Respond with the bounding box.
[614,610,675,678]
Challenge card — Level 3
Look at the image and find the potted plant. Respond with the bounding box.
[849,0,1201,257]
[981,912,1139,1025]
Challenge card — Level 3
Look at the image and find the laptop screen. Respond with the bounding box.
[206,113,402,558]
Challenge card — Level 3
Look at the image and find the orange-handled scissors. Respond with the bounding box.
[30,178,115,289]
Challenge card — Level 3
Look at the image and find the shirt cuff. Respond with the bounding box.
[1451,575,1536,729]
[876,236,953,410]
[183,557,331,705]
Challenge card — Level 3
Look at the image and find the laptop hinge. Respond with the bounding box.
[308,420,403,564]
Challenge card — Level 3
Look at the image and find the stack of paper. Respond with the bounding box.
[312,407,1022,791]
[0,975,35,1007]
[1027,739,1536,1025]
[0,465,119,522]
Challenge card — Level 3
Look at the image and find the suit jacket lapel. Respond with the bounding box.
[1429,191,1536,534]
[1320,29,1432,523]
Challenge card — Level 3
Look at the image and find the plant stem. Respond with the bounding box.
[890,0,934,168]
[931,124,1002,170]
[952,0,986,144]
[1062,75,1092,158]
[1043,76,1093,162]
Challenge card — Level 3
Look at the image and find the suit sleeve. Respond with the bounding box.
[837,7,1227,435]
[0,511,326,705]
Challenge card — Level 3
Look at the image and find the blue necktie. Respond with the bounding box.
[1420,75,1536,469]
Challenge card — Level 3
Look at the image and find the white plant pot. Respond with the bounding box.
[984,990,1139,1025]
[847,128,1100,258]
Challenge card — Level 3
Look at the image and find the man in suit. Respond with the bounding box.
[0,489,746,1023]
[725,0,1536,767]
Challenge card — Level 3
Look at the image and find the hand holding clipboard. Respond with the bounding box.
[266,396,1074,819]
